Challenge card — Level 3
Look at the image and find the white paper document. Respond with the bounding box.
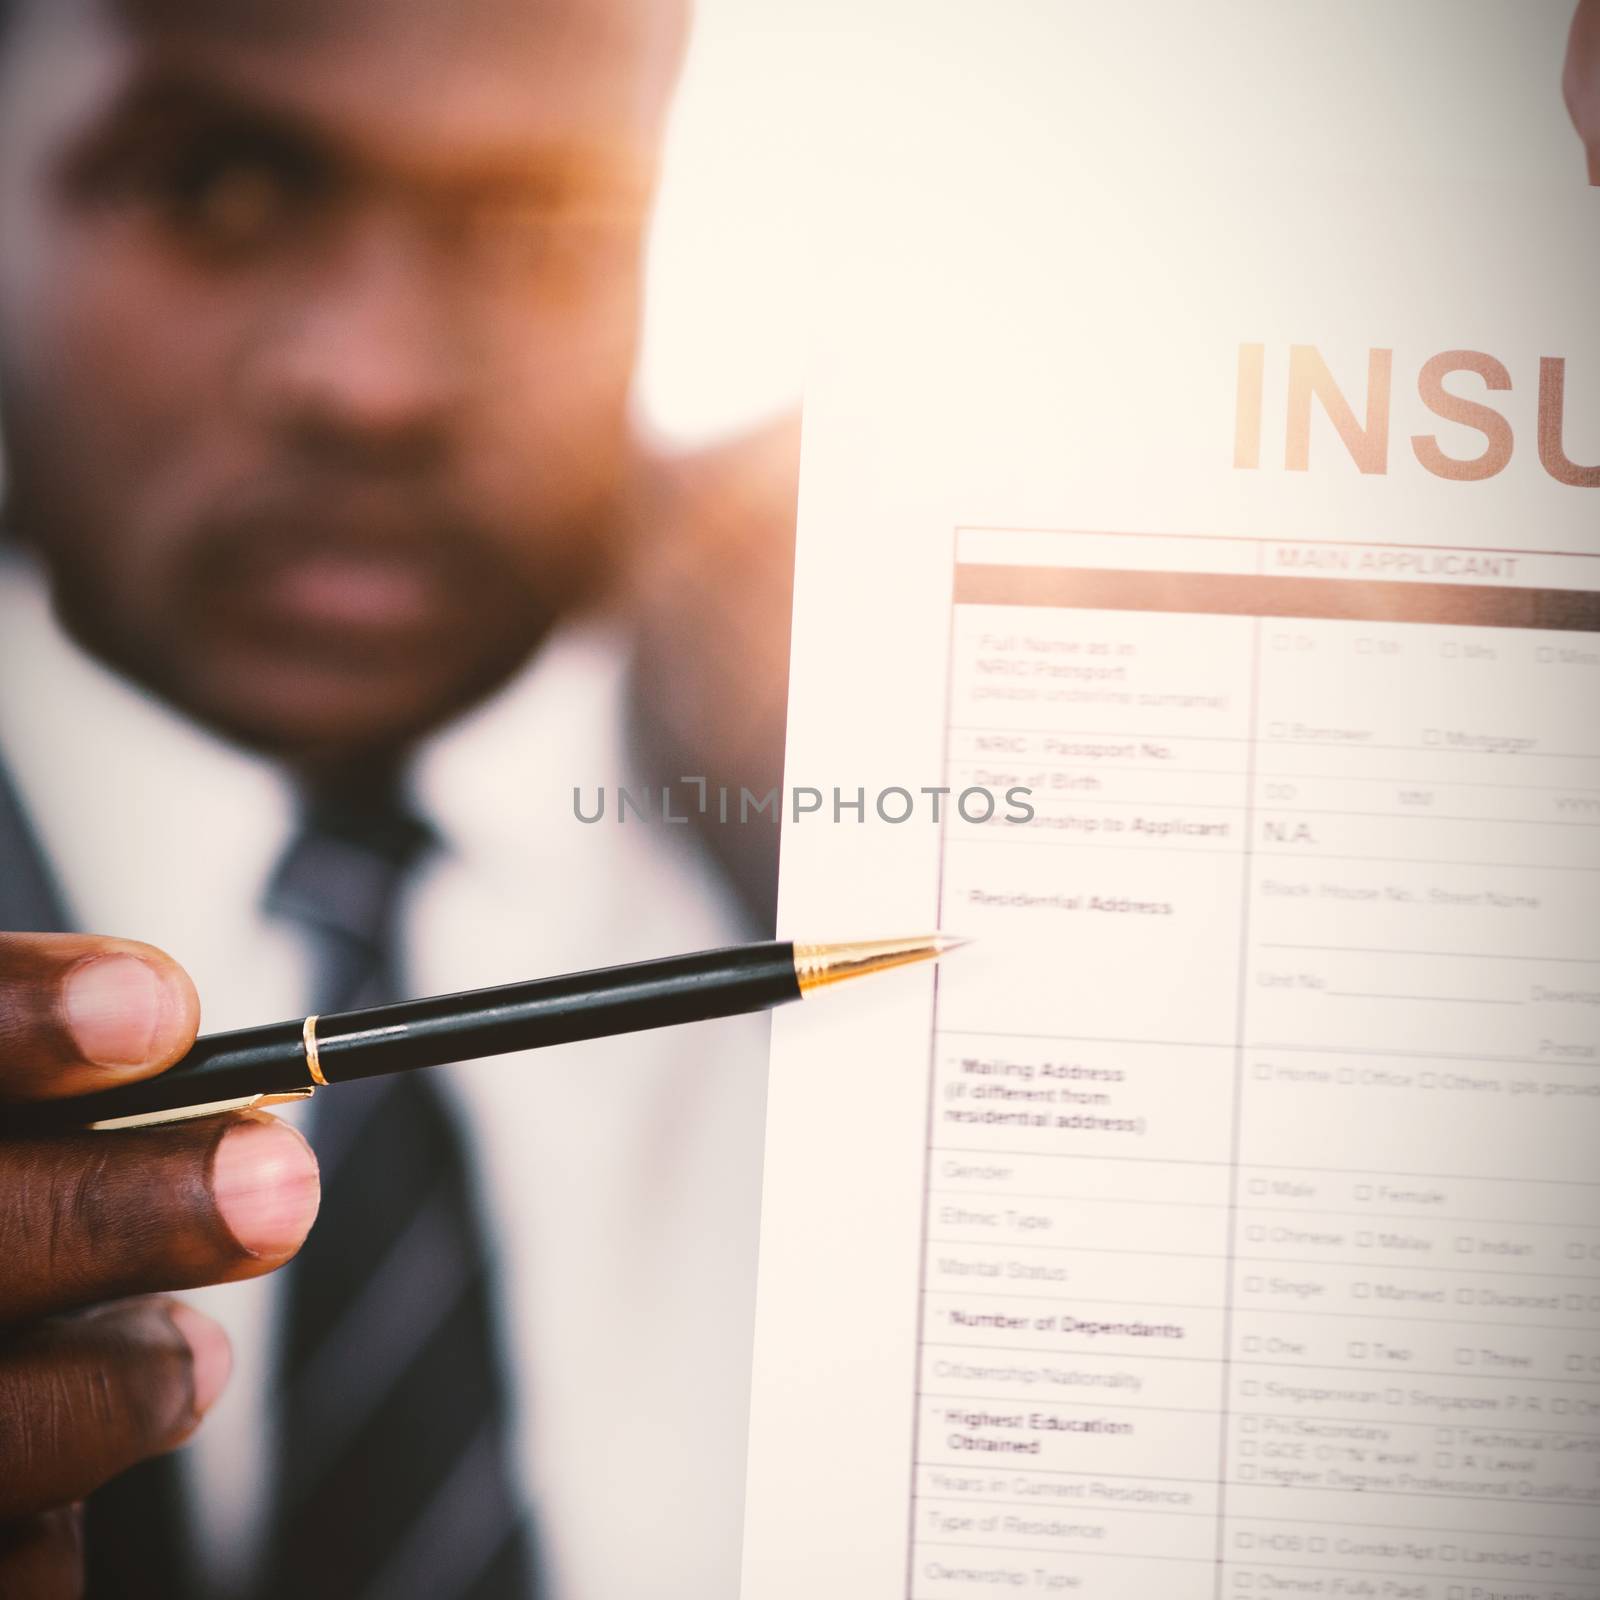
[742,13,1600,1593]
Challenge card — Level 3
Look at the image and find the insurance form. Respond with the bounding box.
[740,68,1600,1600]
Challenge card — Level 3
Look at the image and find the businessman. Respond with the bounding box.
[0,0,793,1595]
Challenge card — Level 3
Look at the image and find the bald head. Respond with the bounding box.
[1566,0,1600,183]
[2,0,687,132]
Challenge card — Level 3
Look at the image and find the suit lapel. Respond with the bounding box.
[0,754,70,933]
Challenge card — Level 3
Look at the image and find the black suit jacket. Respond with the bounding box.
[0,753,203,1599]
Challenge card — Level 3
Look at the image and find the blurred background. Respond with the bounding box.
[636,0,1582,451]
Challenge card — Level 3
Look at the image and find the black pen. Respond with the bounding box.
[2,936,965,1135]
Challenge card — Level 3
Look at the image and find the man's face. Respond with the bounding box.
[1569,0,1600,184]
[0,0,679,758]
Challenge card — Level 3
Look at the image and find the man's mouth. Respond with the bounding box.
[249,546,452,634]
[191,501,494,651]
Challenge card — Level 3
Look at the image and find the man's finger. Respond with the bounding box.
[0,934,199,1103]
[0,1299,230,1519]
[0,1505,85,1600]
[0,1112,320,1328]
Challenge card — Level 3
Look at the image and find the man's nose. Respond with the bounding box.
[241,216,471,465]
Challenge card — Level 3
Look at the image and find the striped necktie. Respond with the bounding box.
[260,783,539,1600]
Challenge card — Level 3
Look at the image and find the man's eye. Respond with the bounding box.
[159,151,312,254]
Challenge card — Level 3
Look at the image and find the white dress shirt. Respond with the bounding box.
[0,553,769,1599]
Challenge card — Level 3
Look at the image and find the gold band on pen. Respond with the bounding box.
[302,1014,328,1087]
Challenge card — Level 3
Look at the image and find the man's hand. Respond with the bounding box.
[0,934,320,1598]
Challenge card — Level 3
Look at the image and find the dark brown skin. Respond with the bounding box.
[0,0,688,1590]
[0,934,322,1598]
[0,0,681,764]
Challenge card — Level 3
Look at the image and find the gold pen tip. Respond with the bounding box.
[792,934,972,993]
